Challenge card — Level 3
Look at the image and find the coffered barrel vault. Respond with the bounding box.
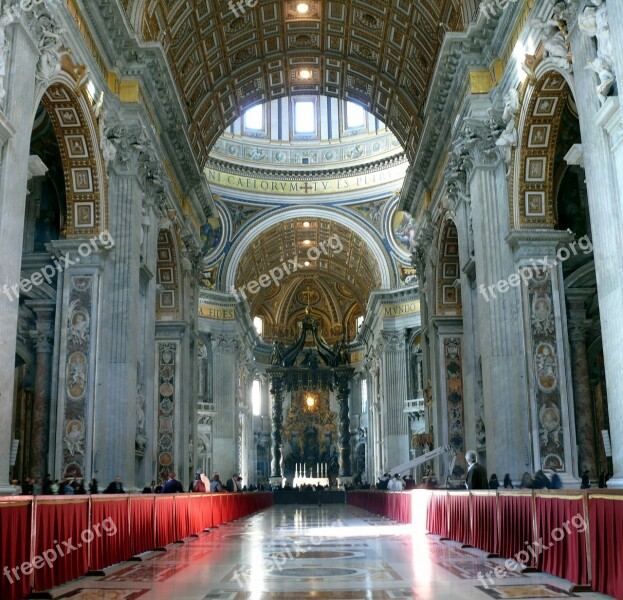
[119,0,468,166]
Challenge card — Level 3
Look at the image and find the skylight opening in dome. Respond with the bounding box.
[294,101,316,134]
[346,101,366,129]
[244,104,264,131]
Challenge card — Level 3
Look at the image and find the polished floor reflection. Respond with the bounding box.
[47,505,612,599]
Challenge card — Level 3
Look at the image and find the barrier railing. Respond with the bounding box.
[0,492,274,600]
[347,489,623,600]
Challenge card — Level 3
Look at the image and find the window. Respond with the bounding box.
[244,104,264,131]
[294,101,316,134]
[253,316,263,336]
[361,378,368,414]
[346,101,366,129]
[252,379,261,416]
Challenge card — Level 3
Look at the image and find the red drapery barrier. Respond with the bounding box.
[0,492,272,600]
[426,491,448,537]
[535,495,588,585]
[0,499,31,600]
[129,496,156,556]
[33,498,89,592]
[212,493,223,526]
[155,496,176,547]
[174,495,191,541]
[496,492,536,567]
[89,496,131,571]
[589,494,623,600]
[470,493,497,554]
[447,493,471,545]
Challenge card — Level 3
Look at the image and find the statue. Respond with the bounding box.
[530,4,572,72]
[34,15,67,84]
[579,0,616,104]
[495,88,520,167]
[270,340,284,366]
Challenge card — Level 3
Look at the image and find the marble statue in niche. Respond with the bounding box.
[495,88,520,166]
[578,0,616,104]
[530,4,572,72]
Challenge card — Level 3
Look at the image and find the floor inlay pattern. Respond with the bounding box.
[42,505,613,600]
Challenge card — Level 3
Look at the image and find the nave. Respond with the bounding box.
[45,505,610,600]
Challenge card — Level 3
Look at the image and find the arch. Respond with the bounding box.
[156,227,182,320]
[223,207,395,292]
[39,70,107,237]
[511,68,575,230]
[434,218,462,316]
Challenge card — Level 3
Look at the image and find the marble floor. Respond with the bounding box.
[45,505,613,600]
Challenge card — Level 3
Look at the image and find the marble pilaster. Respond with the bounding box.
[47,239,109,482]
[211,334,240,479]
[380,331,409,471]
[568,18,623,487]
[27,300,55,480]
[0,22,38,494]
[567,290,598,478]
[463,119,532,478]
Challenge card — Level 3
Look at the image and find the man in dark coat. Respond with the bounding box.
[161,472,184,493]
[465,450,488,490]
[103,476,126,494]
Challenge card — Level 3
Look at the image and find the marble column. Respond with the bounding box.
[0,22,39,494]
[27,300,55,480]
[380,331,409,471]
[567,291,598,478]
[268,368,285,481]
[568,16,623,487]
[335,367,353,477]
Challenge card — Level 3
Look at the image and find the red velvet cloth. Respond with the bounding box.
[89,496,131,570]
[33,498,89,591]
[212,494,223,526]
[535,495,588,585]
[155,496,176,547]
[201,495,213,529]
[470,493,497,554]
[589,496,623,600]
[496,493,536,567]
[174,495,191,540]
[129,496,156,556]
[426,492,448,537]
[187,495,204,535]
[0,498,32,600]
[447,492,471,545]
[398,492,412,523]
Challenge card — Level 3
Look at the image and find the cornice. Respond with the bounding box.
[205,154,408,182]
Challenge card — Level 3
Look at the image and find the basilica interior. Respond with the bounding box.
[1,0,623,597]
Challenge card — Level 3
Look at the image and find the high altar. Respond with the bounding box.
[266,313,354,487]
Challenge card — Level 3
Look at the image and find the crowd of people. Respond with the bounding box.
[9,470,266,496]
